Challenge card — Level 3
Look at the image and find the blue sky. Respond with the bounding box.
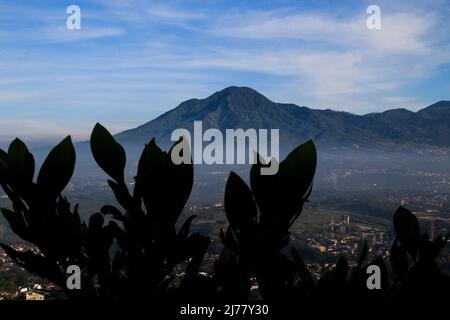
[0,0,449,147]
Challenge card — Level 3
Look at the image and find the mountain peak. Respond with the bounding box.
[208,86,272,104]
[214,86,263,96]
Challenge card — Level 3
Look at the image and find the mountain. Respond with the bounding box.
[115,86,450,151]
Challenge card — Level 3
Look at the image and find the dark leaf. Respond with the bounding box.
[177,215,196,241]
[250,140,317,228]
[1,208,29,240]
[89,212,105,231]
[357,239,368,269]
[90,123,126,183]
[390,238,409,280]
[135,138,193,223]
[278,140,317,225]
[250,156,279,220]
[393,206,420,258]
[224,172,257,241]
[334,256,349,283]
[37,136,75,199]
[6,138,35,195]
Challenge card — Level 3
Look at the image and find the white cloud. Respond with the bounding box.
[170,7,448,108]
[209,10,435,54]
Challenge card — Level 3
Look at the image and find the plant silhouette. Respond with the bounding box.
[0,137,98,298]
[0,123,449,306]
[0,125,211,300]
[215,141,316,300]
[389,206,450,303]
[89,123,211,300]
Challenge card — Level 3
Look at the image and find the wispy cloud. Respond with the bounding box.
[209,10,435,53]
[174,6,449,109]
[42,26,125,42]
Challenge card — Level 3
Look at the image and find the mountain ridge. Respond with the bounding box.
[115,87,450,150]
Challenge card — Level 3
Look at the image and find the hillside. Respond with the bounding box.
[115,86,450,150]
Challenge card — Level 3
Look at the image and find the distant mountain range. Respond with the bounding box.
[116,86,450,151]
